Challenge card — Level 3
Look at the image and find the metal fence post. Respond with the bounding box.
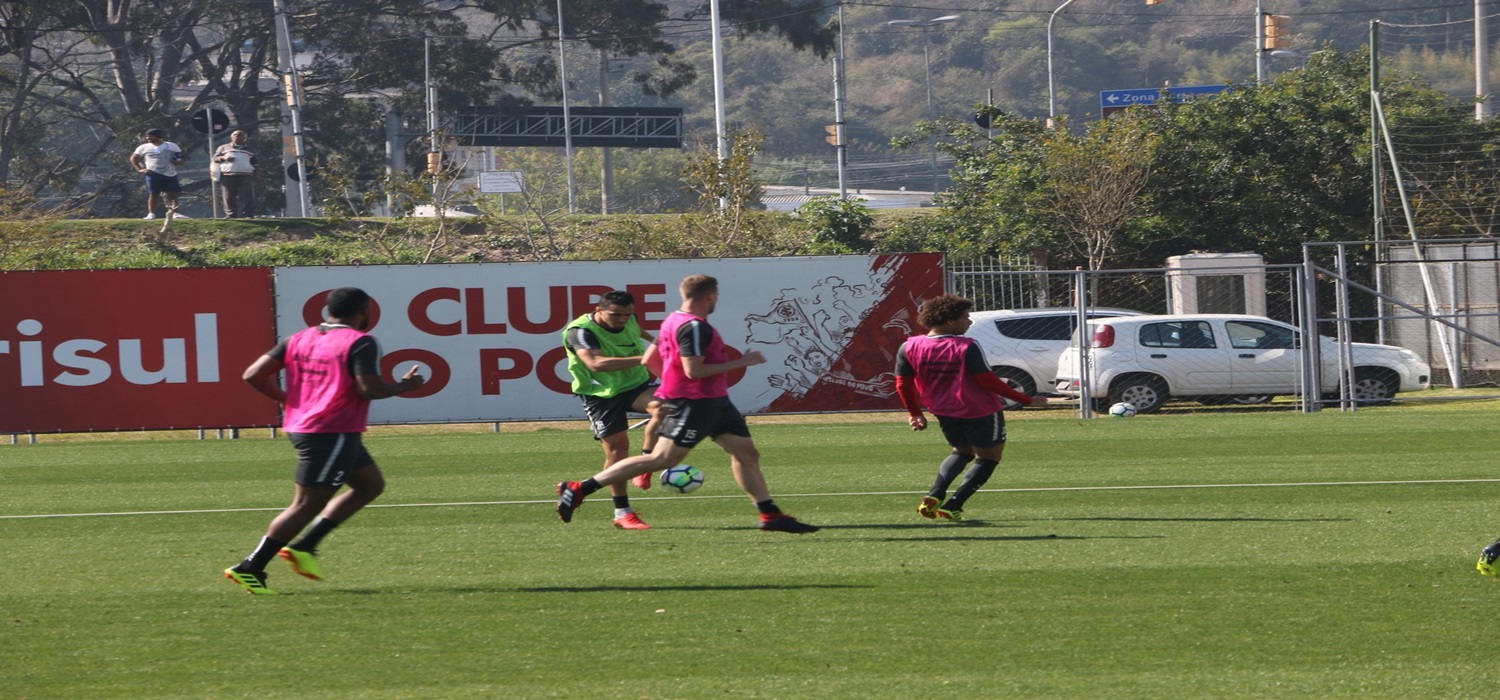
[1300,255,1323,413]
[1074,268,1094,418]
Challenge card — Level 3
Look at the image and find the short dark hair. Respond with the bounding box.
[680,274,718,301]
[326,287,371,319]
[917,294,974,328]
[600,290,636,308]
[145,128,166,138]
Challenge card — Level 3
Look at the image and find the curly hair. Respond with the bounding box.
[917,294,974,328]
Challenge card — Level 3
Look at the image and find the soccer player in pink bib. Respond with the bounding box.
[555,274,818,534]
[895,294,1046,522]
[225,287,425,595]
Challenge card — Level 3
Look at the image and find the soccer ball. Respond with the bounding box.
[659,465,705,494]
[1108,402,1137,418]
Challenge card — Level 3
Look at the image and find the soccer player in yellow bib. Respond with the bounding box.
[562,290,663,529]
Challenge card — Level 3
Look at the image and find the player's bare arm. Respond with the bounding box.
[355,365,425,399]
[575,346,647,373]
[680,350,765,380]
[242,354,288,403]
[642,342,663,377]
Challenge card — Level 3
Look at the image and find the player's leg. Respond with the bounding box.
[599,430,648,529]
[921,448,975,518]
[280,442,381,579]
[224,482,334,594]
[583,391,649,527]
[628,387,662,490]
[556,397,697,523]
[557,442,690,523]
[920,416,974,518]
[227,433,354,592]
[636,392,663,453]
[940,415,1006,520]
[714,433,771,502]
[145,190,160,218]
[1479,535,1500,575]
[712,405,818,534]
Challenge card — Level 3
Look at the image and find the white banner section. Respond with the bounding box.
[274,255,943,424]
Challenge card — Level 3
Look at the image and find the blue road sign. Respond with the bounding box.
[1099,84,1230,111]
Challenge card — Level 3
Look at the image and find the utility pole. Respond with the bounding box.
[710,0,729,210]
[599,49,613,214]
[425,37,440,201]
[1255,0,1266,83]
[832,3,848,199]
[556,0,576,213]
[1478,0,1490,120]
[272,0,309,216]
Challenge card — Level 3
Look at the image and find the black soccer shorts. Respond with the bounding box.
[288,432,374,488]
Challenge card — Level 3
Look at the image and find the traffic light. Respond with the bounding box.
[1263,14,1291,50]
[426,151,442,175]
[824,124,842,147]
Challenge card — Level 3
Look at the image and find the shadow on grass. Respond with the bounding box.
[879,534,1165,543]
[1043,516,1352,523]
[322,583,870,596]
[802,522,1026,531]
[516,583,869,593]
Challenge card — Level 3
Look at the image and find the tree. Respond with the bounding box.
[905,48,1487,270]
[905,110,1156,269]
[2,0,836,214]
[1043,116,1157,270]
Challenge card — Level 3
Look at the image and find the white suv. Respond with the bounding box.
[1053,314,1431,413]
[965,307,1144,400]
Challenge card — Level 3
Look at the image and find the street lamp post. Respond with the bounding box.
[1047,0,1078,122]
[888,15,959,195]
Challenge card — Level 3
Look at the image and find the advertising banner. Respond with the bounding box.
[0,268,279,432]
[274,255,944,424]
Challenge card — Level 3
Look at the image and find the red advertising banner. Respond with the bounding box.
[272,255,946,423]
[0,268,279,432]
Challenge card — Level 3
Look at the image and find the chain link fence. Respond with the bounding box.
[949,249,1499,417]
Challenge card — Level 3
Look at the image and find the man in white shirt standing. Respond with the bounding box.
[213,129,258,218]
[129,128,186,220]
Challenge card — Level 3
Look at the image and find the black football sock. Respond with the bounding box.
[580,478,603,496]
[237,536,288,572]
[945,458,999,510]
[755,500,783,516]
[288,516,340,554]
[612,496,631,510]
[929,453,975,500]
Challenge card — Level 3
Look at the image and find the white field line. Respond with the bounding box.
[4,477,1500,521]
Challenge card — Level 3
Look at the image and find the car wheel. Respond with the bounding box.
[1351,369,1397,406]
[1110,376,1168,414]
[991,367,1037,409]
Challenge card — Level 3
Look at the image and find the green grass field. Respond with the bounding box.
[4,405,1500,699]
